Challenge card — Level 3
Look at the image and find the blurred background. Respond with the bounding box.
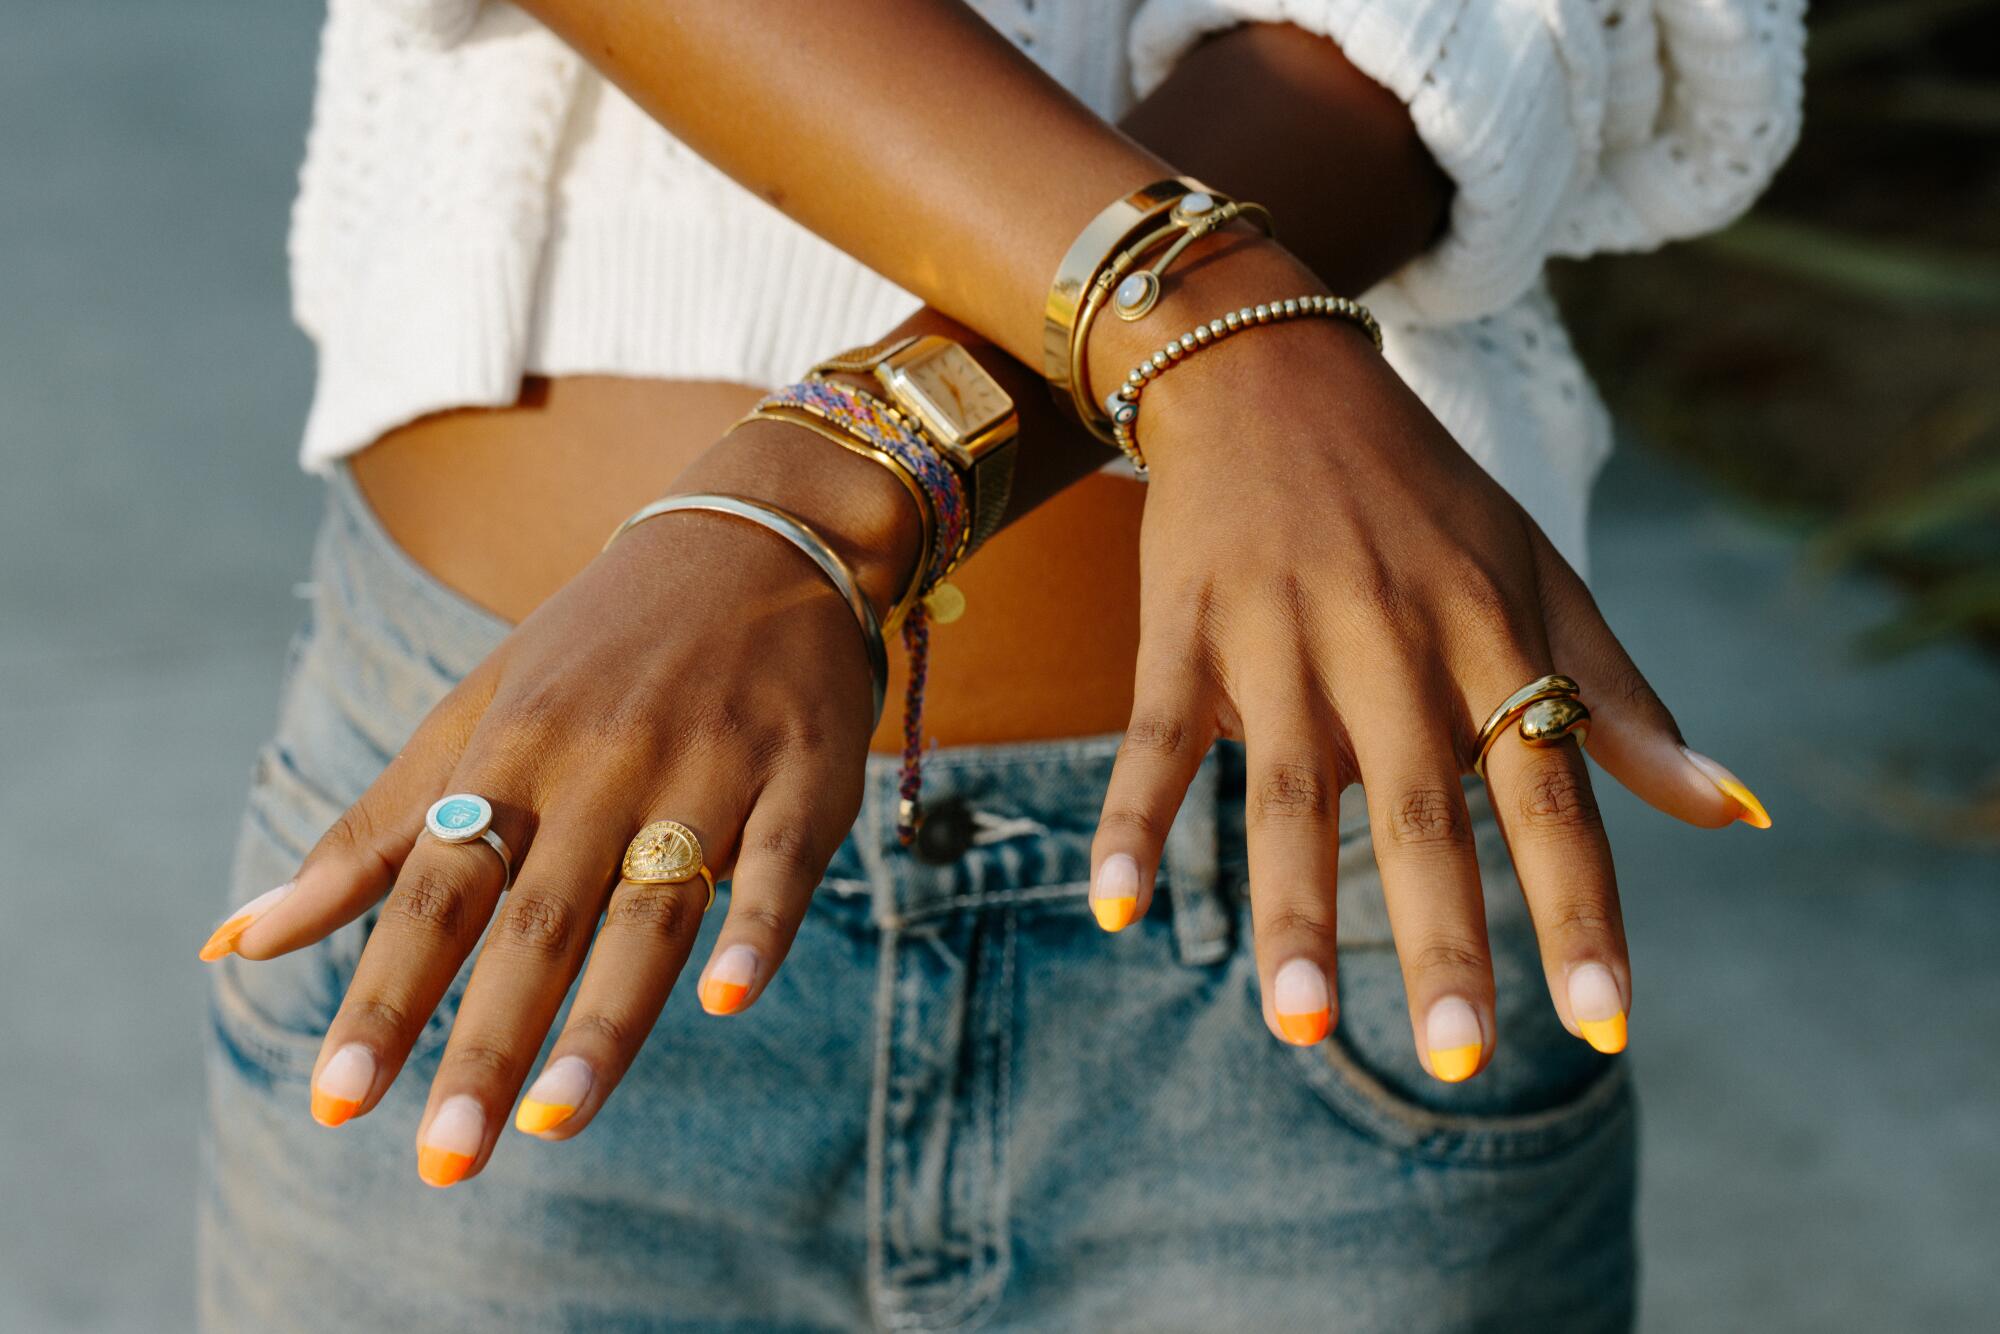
[2,1,1995,1329]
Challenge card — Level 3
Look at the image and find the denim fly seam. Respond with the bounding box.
[844,738,1234,1331]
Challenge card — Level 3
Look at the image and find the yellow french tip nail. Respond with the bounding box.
[417,1147,474,1188]
[1578,1013,1628,1054]
[311,1091,362,1127]
[198,915,251,962]
[514,1100,576,1135]
[1681,748,1772,829]
[1429,1043,1483,1083]
[1091,896,1139,933]
[1720,780,1773,830]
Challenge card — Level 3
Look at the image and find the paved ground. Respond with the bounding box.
[4,3,1996,1330]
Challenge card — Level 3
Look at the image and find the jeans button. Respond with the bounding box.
[912,797,974,865]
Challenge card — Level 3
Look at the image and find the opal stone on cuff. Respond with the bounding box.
[426,793,494,843]
[1113,270,1160,319]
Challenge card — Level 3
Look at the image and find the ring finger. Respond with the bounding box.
[417,786,745,1182]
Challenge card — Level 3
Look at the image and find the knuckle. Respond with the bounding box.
[342,996,415,1039]
[1407,938,1491,978]
[1344,554,1413,632]
[1120,714,1191,763]
[747,820,820,882]
[1608,661,1664,717]
[676,694,753,753]
[440,1040,518,1083]
[1518,762,1604,834]
[385,867,473,938]
[605,887,696,939]
[725,902,795,940]
[489,892,579,958]
[1386,785,1474,852]
[1252,762,1332,825]
[1096,805,1166,846]
[1542,894,1621,940]
[565,1009,636,1053]
[1259,904,1337,947]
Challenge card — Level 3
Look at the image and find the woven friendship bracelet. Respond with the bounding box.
[756,377,974,846]
[758,379,971,587]
[1104,293,1384,476]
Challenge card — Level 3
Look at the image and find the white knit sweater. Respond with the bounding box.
[291,0,1803,571]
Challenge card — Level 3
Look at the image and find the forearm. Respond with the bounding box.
[515,0,1164,364]
[675,20,1449,617]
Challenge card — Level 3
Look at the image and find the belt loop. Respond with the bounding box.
[1163,745,1232,967]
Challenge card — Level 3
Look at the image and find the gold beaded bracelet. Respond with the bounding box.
[1103,294,1384,476]
[1066,193,1276,444]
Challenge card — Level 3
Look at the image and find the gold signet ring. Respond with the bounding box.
[621,820,716,911]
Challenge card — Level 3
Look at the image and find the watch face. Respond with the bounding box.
[893,344,1013,445]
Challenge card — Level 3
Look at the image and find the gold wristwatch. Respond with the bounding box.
[811,334,1020,555]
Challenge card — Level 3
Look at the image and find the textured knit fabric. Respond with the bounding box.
[290,0,1803,571]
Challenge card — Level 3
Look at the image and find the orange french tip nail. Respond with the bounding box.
[514,1100,576,1135]
[198,915,251,963]
[417,1147,474,1188]
[311,1091,362,1128]
[1277,1010,1331,1046]
[1429,1043,1483,1083]
[1578,1013,1628,1055]
[1090,896,1139,933]
[700,980,749,1015]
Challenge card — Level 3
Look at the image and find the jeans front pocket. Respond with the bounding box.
[1279,922,1631,1166]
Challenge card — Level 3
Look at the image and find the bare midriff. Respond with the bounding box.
[349,375,1144,753]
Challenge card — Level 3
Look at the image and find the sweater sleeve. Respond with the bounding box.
[1128,0,1805,324]
[368,0,483,47]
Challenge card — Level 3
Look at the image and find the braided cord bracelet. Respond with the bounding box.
[1104,294,1384,476]
[756,378,970,844]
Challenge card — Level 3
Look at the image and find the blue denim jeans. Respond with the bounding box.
[201,469,1635,1332]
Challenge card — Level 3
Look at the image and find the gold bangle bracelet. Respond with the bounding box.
[1043,178,1205,412]
[740,404,934,634]
[1067,197,1277,442]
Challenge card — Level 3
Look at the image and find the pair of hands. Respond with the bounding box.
[209,297,1766,1189]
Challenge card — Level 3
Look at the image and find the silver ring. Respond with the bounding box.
[424,793,514,891]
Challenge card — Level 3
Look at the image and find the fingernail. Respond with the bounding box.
[198,882,295,962]
[1680,747,1772,830]
[699,944,760,1016]
[516,1055,592,1135]
[417,1095,484,1188]
[1425,996,1485,1083]
[1568,962,1627,1054]
[1090,853,1140,932]
[311,1043,374,1127]
[1272,958,1332,1045]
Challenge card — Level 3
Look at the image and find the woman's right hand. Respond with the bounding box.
[213,423,917,1186]
[1085,264,1771,1079]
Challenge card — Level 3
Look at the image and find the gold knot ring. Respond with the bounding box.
[1473,673,1592,779]
[621,820,717,911]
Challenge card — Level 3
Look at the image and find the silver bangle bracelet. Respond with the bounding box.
[606,493,889,726]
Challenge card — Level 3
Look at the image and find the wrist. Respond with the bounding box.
[1079,232,1322,427]
[672,416,926,624]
